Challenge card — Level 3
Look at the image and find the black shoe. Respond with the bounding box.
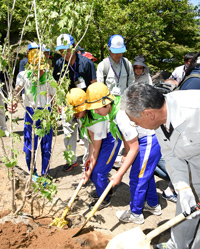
[90,189,114,200]
[89,198,111,211]
[153,243,168,249]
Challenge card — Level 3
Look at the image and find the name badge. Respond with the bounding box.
[111,86,121,96]
[75,77,86,89]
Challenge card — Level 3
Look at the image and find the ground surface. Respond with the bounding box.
[0,104,176,248]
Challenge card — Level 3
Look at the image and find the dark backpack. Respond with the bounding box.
[102,57,130,87]
[173,73,200,91]
[153,81,175,94]
[154,74,200,94]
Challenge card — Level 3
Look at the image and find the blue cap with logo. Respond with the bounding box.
[108,35,126,54]
[55,34,75,51]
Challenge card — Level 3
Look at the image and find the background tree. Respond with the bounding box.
[81,0,200,73]
[1,0,199,73]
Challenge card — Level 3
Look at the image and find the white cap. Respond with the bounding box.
[55,34,75,51]
[108,35,126,53]
[27,42,38,51]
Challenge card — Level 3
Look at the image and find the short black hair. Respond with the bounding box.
[184,53,194,62]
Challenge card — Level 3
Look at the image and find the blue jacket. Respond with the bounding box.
[53,53,96,90]
[180,66,200,90]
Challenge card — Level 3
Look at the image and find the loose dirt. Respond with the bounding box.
[0,104,176,248]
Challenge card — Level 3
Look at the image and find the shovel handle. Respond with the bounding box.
[68,178,85,209]
[89,180,113,217]
[146,203,200,242]
[68,163,89,210]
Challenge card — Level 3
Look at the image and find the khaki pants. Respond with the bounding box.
[62,107,89,165]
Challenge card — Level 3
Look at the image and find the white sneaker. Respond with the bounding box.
[143,202,162,216]
[116,210,144,224]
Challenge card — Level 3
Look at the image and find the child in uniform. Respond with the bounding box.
[8,49,56,177]
[66,87,122,210]
[85,82,162,224]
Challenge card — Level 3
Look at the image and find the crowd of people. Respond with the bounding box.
[1,33,200,249]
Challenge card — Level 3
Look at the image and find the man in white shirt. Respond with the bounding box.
[121,82,200,249]
[97,34,135,96]
[170,52,194,83]
[97,35,135,167]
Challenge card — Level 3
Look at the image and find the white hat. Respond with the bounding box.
[55,34,75,51]
[108,35,126,53]
[27,42,38,51]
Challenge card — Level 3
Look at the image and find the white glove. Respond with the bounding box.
[179,187,200,219]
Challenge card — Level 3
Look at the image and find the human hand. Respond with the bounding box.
[110,172,123,187]
[85,158,91,168]
[179,187,200,219]
[57,105,62,114]
[7,100,18,113]
[82,170,91,185]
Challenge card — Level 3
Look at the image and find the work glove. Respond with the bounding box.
[179,187,200,219]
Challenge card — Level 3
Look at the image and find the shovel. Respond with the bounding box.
[106,203,200,249]
[50,178,84,228]
[72,180,113,237]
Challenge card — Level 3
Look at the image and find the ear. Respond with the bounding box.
[142,109,155,120]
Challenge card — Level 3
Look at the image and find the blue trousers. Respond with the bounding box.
[23,107,53,175]
[154,157,170,181]
[130,134,161,214]
[90,132,122,200]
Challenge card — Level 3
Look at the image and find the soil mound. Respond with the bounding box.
[0,215,111,249]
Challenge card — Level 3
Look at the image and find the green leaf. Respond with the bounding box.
[13,133,21,143]
[32,109,44,120]
[0,129,5,138]
[40,91,47,96]
[12,117,19,125]
[35,128,46,137]
[2,156,18,168]
[49,80,58,88]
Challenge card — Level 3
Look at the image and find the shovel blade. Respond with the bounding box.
[57,219,68,228]
[50,217,61,227]
[49,179,84,228]
[72,180,114,237]
[72,217,89,237]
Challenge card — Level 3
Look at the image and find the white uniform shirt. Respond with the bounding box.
[170,65,186,83]
[16,71,56,108]
[97,56,135,96]
[87,120,109,140]
[113,110,154,141]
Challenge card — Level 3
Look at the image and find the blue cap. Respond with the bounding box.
[108,35,126,54]
[27,42,38,51]
[55,34,75,51]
